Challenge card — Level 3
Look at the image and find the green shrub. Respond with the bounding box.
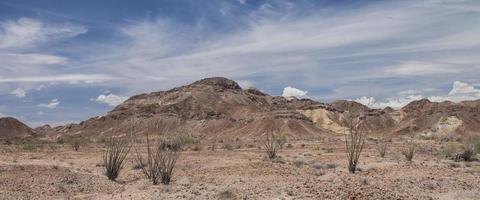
[57,136,90,151]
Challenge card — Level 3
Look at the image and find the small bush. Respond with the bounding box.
[286,143,293,148]
[453,144,476,162]
[22,142,37,151]
[103,137,132,181]
[402,139,417,162]
[465,134,480,152]
[277,134,287,149]
[261,132,279,160]
[223,142,234,151]
[312,162,337,169]
[376,133,389,158]
[57,136,90,151]
[218,188,236,199]
[135,135,182,185]
[443,142,461,158]
[178,134,198,146]
[293,157,305,168]
[192,145,202,151]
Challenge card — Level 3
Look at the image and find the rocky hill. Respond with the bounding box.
[29,77,480,140]
[0,117,36,142]
[49,77,336,140]
[389,99,480,139]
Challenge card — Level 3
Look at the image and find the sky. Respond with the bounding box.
[0,0,480,127]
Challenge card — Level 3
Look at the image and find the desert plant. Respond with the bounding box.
[58,136,89,151]
[72,139,81,151]
[135,135,182,185]
[293,157,305,168]
[453,143,476,162]
[443,142,461,158]
[402,138,416,162]
[344,113,366,173]
[376,132,389,158]
[465,134,480,154]
[103,137,132,181]
[277,134,287,149]
[261,132,279,160]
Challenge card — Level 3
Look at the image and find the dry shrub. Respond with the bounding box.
[376,132,389,158]
[135,135,182,185]
[402,138,416,162]
[277,134,287,149]
[261,132,280,160]
[344,113,366,173]
[293,157,305,168]
[103,137,132,181]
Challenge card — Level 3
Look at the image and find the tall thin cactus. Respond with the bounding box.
[344,113,366,173]
[103,137,132,181]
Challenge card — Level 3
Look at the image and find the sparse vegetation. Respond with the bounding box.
[293,157,305,168]
[402,138,417,162]
[344,113,366,173]
[376,132,389,158]
[103,137,132,181]
[277,134,287,149]
[223,141,234,151]
[261,132,280,160]
[135,134,182,185]
[57,136,90,151]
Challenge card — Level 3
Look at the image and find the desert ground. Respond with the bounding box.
[1,138,479,200]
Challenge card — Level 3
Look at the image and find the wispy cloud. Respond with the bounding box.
[1,0,480,126]
[0,17,86,49]
[355,81,480,108]
[75,0,480,97]
[38,99,59,109]
[11,88,26,98]
[0,74,114,83]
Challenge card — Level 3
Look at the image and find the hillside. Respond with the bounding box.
[30,77,480,140]
[0,117,36,142]
[48,77,335,140]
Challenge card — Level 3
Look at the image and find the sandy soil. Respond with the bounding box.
[0,139,479,200]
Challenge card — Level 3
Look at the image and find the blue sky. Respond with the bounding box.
[1,0,480,127]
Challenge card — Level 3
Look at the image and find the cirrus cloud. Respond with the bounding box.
[38,99,59,109]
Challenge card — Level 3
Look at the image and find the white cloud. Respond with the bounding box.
[356,81,480,108]
[95,94,128,106]
[355,94,424,109]
[38,99,59,109]
[0,74,114,83]
[388,61,469,75]
[11,88,26,98]
[429,81,480,102]
[0,53,67,66]
[0,17,87,49]
[282,86,308,99]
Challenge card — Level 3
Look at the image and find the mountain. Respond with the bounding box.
[0,117,36,142]
[32,77,480,141]
[388,99,480,139]
[49,77,335,140]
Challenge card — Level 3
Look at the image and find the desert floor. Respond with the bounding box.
[1,139,479,200]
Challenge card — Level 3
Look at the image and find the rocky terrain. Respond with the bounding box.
[0,117,36,142]
[1,77,480,199]
[2,77,480,142]
[0,139,479,199]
